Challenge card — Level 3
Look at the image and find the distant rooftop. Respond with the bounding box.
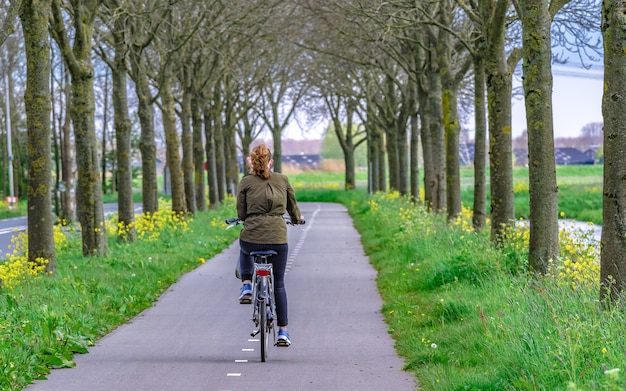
[251,139,323,156]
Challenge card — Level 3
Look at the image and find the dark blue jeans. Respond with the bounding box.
[239,240,289,327]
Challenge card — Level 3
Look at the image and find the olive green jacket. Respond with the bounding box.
[236,172,301,244]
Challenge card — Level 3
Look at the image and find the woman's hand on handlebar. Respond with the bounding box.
[286,215,305,225]
[224,217,242,230]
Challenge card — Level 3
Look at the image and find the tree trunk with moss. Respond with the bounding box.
[395,93,410,196]
[438,14,462,219]
[483,0,517,242]
[426,57,446,212]
[408,71,420,202]
[600,0,626,303]
[50,0,107,256]
[520,0,560,273]
[179,79,195,215]
[111,23,136,242]
[214,112,226,203]
[60,70,74,224]
[375,125,386,192]
[418,76,433,206]
[160,72,186,215]
[129,51,158,216]
[20,0,56,272]
[204,108,219,207]
[342,107,361,191]
[367,122,383,193]
[192,93,206,212]
[472,56,487,231]
[382,75,400,192]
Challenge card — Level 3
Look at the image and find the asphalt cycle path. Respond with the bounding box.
[26,202,417,391]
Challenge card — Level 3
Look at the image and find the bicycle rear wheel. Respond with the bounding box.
[259,296,268,362]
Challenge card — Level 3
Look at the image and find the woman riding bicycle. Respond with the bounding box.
[236,144,304,347]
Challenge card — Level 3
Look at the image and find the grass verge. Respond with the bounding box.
[0,201,238,390]
[296,187,623,390]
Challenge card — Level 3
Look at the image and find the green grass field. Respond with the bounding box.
[292,164,604,224]
[0,165,614,390]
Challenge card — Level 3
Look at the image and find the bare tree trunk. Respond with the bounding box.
[214,115,226,203]
[101,69,109,194]
[204,108,219,207]
[376,126,386,192]
[443,81,461,220]
[112,24,136,242]
[224,131,238,196]
[600,0,626,303]
[418,80,434,207]
[384,77,400,192]
[438,5,464,220]
[192,94,206,211]
[396,102,410,196]
[71,74,108,256]
[427,59,446,212]
[343,111,357,190]
[331,116,357,190]
[408,73,420,202]
[483,0,518,242]
[20,0,56,271]
[4,36,27,203]
[160,72,186,215]
[51,0,107,256]
[60,70,74,223]
[270,127,283,174]
[520,0,559,273]
[130,51,158,215]
[223,93,239,196]
[486,63,515,242]
[180,83,195,215]
[472,56,487,231]
[367,124,380,193]
[51,49,61,219]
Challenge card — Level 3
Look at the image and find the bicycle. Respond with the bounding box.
[249,249,277,361]
[225,217,294,362]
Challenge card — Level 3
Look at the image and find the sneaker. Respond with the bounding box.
[239,283,252,304]
[276,329,291,347]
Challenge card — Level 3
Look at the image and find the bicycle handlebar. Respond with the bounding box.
[225,217,241,225]
[224,216,305,230]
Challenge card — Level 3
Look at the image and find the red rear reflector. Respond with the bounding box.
[256,269,271,276]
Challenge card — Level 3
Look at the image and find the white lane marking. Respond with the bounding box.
[226,373,241,377]
[285,205,319,275]
[0,225,27,235]
[248,339,259,342]
[242,348,254,352]
[234,360,248,363]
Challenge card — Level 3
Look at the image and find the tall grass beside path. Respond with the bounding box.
[296,188,624,390]
[0,201,238,390]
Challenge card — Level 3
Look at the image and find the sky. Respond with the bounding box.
[282,62,605,141]
[511,62,604,139]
